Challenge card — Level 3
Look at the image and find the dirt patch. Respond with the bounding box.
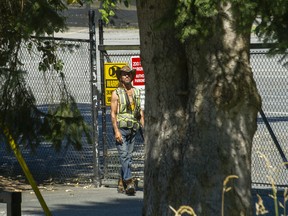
[0,175,92,193]
[0,175,31,192]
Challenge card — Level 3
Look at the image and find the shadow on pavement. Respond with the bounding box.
[21,187,143,216]
[23,199,143,216]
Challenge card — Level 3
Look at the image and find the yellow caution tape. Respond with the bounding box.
[2,125,52,216]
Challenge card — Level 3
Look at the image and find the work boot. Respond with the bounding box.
[124,179,135,195]
[117,178,126,193]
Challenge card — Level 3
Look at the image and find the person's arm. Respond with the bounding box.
[140,109,144,128]
[111,90,123,144]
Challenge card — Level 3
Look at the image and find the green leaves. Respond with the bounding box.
[254,0,288,54]
[67,0,94,6]
[174,0,288,49]
[0,68,43,151]
[35,40,64,72]
[99,0,118,24]
[98,0,132,24]
[67,0,83,6]
[0,65,92,152]
[0,0,92,152]
[42,97,92,151]
[175,0,218,42]
[194,0,218,17]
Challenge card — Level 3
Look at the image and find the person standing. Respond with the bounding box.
[110,65,144,195]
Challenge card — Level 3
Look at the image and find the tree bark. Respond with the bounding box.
[137,1,261,215]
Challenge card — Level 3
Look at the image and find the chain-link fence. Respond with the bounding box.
[0,37,95,184]
[0,26,287,189]
[98,43,288,188]
[251,48,288,188]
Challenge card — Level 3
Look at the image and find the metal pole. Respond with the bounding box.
[98,19,108,179]
[259,109,288,169]
[89,10,101,186]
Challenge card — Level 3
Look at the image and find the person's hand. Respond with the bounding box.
[115,130,123,144]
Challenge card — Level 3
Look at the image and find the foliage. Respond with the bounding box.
[175,0,288,48]
[66,0,94,6]
[98,0,288,54]
[257,152,288,216]
[99,0,131,24]
[169,175,239,216]
[169,173,287,216]
[254,0,288,54]
[255,194,269,215]
[42,96,92,151]
[0,0,92,151]
[175,0,219,42]
[169,205,196,216]
[175,0,288,56]
[222,175,239,216]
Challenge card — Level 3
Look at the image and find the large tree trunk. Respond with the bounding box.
[137,1,261,215]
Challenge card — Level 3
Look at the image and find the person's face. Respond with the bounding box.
[120,71,133,84]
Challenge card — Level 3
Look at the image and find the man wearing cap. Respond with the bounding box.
[110,65,144,195]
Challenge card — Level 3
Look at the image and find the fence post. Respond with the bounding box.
[89,10,101,186]
[98,19,108,179]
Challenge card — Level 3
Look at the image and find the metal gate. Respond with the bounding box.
[97,20,144,187]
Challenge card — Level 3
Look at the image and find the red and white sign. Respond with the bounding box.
[131,56,145,86]
[131,56,145,109]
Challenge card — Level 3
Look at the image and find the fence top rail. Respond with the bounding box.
[29,38,277,50]
[250,43,279,49]
[31,36,90,43]
[98,45,140,51]
[98,43,277,51]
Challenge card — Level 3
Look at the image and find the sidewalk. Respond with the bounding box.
[0,185,143,216]
[16,187,285,216]
[0,184,285,216]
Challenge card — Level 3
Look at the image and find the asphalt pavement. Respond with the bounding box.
[0,185,143,216]
[0,185,285,216]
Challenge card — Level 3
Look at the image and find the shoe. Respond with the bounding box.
[124,179,135,195]
[117,178,126,193]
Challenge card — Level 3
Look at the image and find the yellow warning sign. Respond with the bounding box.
[104,63,127,106]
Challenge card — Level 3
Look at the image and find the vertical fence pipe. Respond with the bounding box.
[98,19,108,178]
[89,10,101,186]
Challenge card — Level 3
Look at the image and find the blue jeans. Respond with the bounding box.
[116,128,136,181]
